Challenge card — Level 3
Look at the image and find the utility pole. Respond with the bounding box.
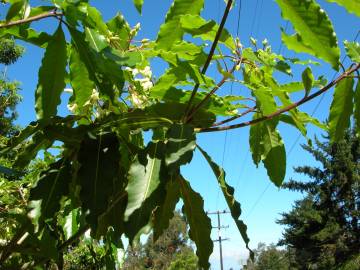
[207,210,230,270]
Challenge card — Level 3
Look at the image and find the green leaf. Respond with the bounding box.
[77,133,123,234]
[276,0,340,69]
[326,0,360,17]
[354,81,360,135]
[69,47,94,108]
[178,175,213,270]
[124,141,169,242]
[133,0,144,14]
[125,142,165,220]
[35,25,67,120]
[165,124,196,171]
[6,0,24,21]
[0,25,52,48]
[249,116,286,186]
[344,41,360,63]
[0,164,22,176]
[263,142,286,187]
[197,146,253,259]
[152,176,181,241]
[302,67,314,96]
[329,77,354,142]
[156,0,204,50]
[30,159,71,224]
[180,14,235,50]
[69,28,124,100]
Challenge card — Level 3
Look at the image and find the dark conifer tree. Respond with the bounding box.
[278,130,360,269]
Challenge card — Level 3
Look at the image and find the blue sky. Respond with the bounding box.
[1,0,359,269]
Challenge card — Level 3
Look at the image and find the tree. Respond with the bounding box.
[0,38,23,137]
[0,0,359,269]
[243,243,293,270]
[123,212,198,270]
[278,130,360,269]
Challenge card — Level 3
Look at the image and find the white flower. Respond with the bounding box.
[136,78,153,91]
[141,66,152,78]
[64,88,73,94]
[67,103,78,113]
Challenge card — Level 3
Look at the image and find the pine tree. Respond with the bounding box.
[277,130,360,269]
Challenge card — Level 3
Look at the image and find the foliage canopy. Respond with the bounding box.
[0,0,359,268]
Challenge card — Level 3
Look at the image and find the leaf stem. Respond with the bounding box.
[186,58,241,121]
[183,0,234,121]
[197,63,360,133]
[0,11,63,29]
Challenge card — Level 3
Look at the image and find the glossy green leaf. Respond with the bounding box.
[30,159,71,224]
[124,141,169,242]
[69,47,94,109]
[133,0,144,14]
[6,0,24,21]
[178,175,213,270]
[180,14,235,50]
[125,142,165,220]
[329,77,354,142]
[165,124,196,171]
[197,146,253,259]
[302,67,314,96]
[344,41,360,63]
[77,133,123,234]
[276,0,340,69]
[156,0,204,50]
[35,25,67,120]
[69,28,124,100]
[249,116,286,186]
[326,0,360,17]
[153,176,181,241]
[0,26,52,48]
[354,81,360,135]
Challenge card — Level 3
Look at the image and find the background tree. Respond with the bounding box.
[243,242,293,270]
[0,37,23,137]
[123,212,198,270]
[278,129,360,269]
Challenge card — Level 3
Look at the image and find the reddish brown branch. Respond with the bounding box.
[183,0,234,120]
[197,63,360,133]
[0,11,63,28]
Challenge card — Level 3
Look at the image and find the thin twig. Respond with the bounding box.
[183,0,234,120]
[211,106,257,127]
[187,58,241,121]
[0,11,63,28]
[197,63,360,133]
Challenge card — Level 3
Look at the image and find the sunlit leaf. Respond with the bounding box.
[326,0,360,17]
[302,67,314,96]
[344,41,360,63]
[156,0,204,49]
[35,25,67,120]
[329,77,354,142]
[276,0,340,69]
[354,81,360,135]
[132,0,144,14]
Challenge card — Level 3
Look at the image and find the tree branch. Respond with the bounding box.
[0,11,63,29]
[211,106,257,127]
[186,58,241,122]
[196,63,360,133]
[183,0,234,120]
